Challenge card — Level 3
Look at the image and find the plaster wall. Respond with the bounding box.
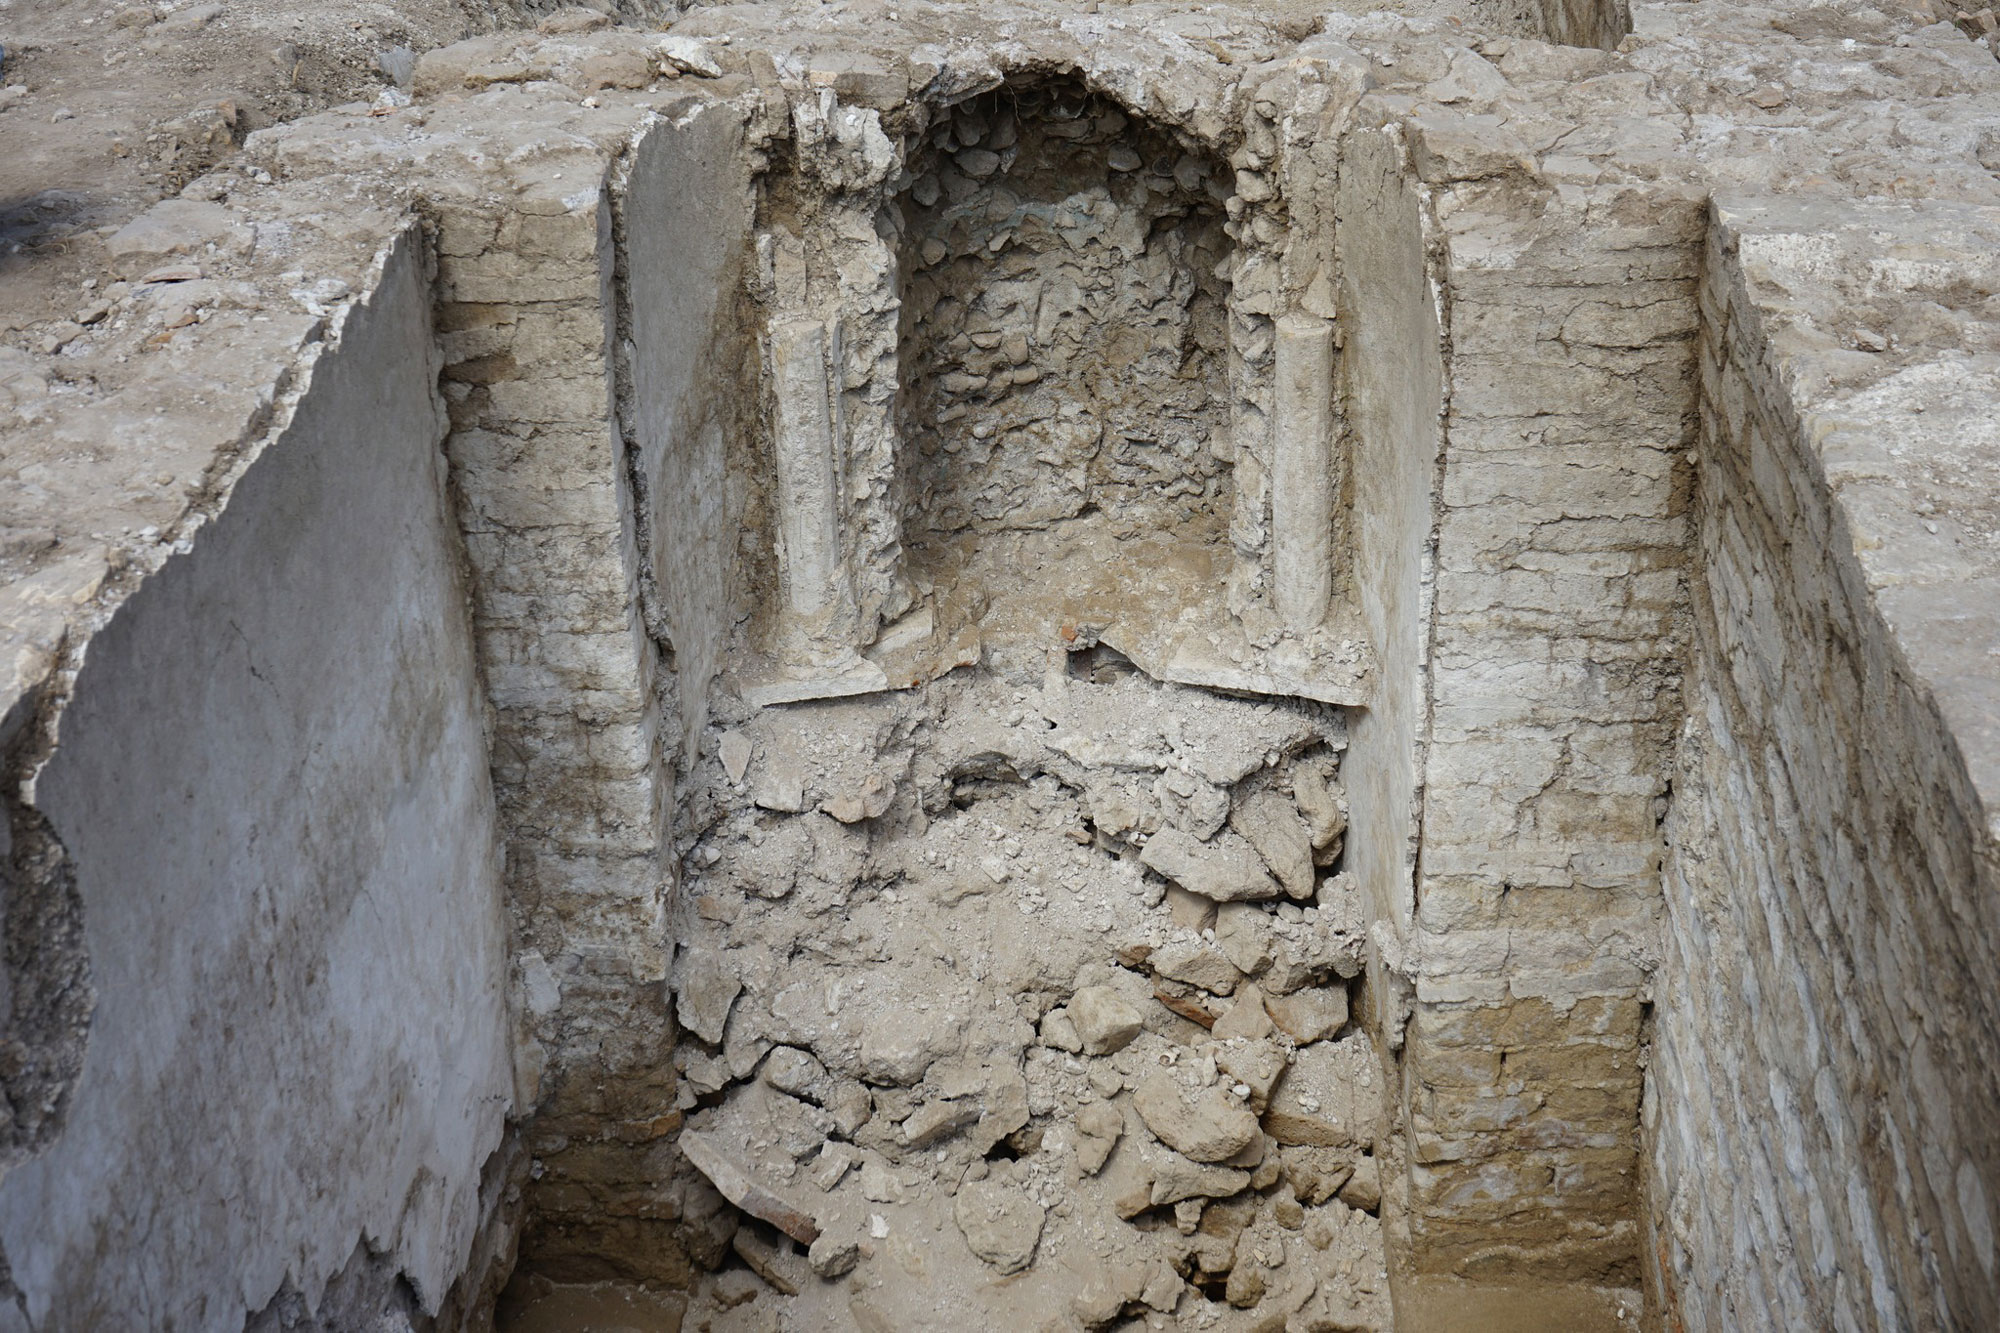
[0,231,514,1331]
[1649,200,2000,1332]
[621,99,759,756]
[1336,126,1440,951]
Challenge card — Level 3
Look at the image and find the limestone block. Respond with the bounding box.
[674,947,741,1044]
[1231,790,1316,899]
[104,200,248,278]
[1151,938,1241,996]
[1215,902,1274,976]
[1339,1155,1382,1212]
[1039,1008,1084,1053]
[1073,1261,1148,1327]
[1265,985,1349,1044]
[1075,1101,1124,1176]
[953,1179,1044,1274]
[769,317,850,635]
[1408,113,1534,183]
[679,1130,820,1244]
[1290,762,1347,863]
[761,1046,832,1103]
[1133,1071,1262,1162]
[1212,986,1276,1042]
[1264,1034,1380,1148]
[1164,884,1218,931]
[1150,1153,1253,1207]
[1072,980,1152,1056]
[1214,1037,1287,1112]
[859,1008,958,1085]
[655,34,723,78]
[1281,1145,1357,1206]
[1141,826,1281,902]
[579,48,653,92]
[969,1070,1030,1155]
[809,1234,860,1279]
[719,730,752,783]
[899,1098,978,1147]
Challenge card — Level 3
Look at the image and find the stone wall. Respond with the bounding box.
[258,70,762,1284]
[426,122,683,1276]
[1362,112,1705,1283]
[1649,197,2000,1331]
[0,230,516,1330]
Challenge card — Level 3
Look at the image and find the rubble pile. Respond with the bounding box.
[668,662,1391,1330]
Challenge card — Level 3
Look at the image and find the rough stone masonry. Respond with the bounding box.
[0,0,1994,1328]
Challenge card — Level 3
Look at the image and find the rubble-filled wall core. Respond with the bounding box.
[893,76,1237,597]
[1535,0,1632,52]
[1,0,1998,1329]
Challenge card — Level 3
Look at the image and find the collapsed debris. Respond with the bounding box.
[671,668,1390,1329]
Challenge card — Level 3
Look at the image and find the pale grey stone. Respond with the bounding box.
[675,947,742,1044]
[1068,985,1144,1055]
[1132,1071,1261,1162]
[1231,791,1316,900]
[953,1180,1044,1274]
[1140,826,1281,902]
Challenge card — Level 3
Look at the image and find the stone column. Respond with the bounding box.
[1272,314,1336,630]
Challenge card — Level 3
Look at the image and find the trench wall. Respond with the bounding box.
[1649,200,2000,1331]
[0,231,516,1331]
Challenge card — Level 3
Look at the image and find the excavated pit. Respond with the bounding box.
[492,33,1646,1331]
[7,0,1999,1329]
